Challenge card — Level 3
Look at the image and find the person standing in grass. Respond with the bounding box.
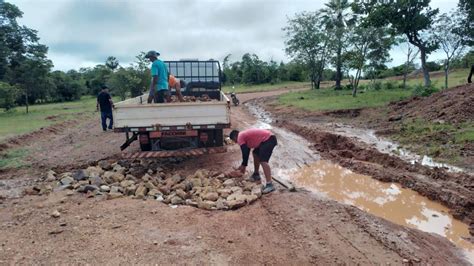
[96,85,114,132]
[229,128,278,194]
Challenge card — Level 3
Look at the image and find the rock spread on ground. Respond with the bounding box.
[25,159,263,211]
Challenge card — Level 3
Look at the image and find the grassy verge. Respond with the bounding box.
[391,119,474,164]
[278,88,413,111]
[277,69,470,112]
[0,96,120,141]
[405,69,469,89]
[223,81,310,94]
[0,148,30,169]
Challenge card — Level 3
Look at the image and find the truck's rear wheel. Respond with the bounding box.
[214,129,224,147]
[139,133,152,151]
[140,143,152,151]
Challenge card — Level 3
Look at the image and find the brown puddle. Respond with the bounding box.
[291,160,474,262]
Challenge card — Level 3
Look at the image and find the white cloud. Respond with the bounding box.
[11,0,458,71]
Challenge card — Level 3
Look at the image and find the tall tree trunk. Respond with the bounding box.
[403,53,409,89]
[444,60,449,89]
[352,68,361,97]
[25,88,29,114]
[335,42,342,90]
[315,62,324,90]
[420,49,431,87]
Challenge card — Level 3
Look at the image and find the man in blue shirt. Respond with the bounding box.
[145,50,169,103]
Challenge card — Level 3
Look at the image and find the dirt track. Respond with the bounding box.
[0,89,471,264]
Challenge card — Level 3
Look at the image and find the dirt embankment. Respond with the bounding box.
[387,83,474,124]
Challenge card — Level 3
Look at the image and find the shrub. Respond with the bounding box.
[412,84,438,97]
[384,82,396,90]
[372,81,383,91]
[0,82,20,111]
[342,84,353,90]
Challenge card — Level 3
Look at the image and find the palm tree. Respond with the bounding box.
[105,56,119,71]
[321,0,354,90]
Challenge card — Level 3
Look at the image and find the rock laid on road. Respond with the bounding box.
[100,185,111,192]
[36,160,266,211]
[51,210,61,218]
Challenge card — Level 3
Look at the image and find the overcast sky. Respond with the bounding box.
[11,0,457,71]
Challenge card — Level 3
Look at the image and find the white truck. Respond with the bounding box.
[113,60,231,158]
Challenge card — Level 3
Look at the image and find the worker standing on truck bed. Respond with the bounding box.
[96,85,114,132]
[169,75,185,102]
[229,128,278,194]
[145,50,169,103]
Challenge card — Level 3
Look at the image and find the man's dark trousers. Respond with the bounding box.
[101,111,113,131]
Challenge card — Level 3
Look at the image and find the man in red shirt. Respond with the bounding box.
[229,128,278,194]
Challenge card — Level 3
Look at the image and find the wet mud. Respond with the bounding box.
[293,160,473,261]
[277,120,474,230]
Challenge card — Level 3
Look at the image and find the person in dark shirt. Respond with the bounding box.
[96,85,114,131]
[468,64,473,83]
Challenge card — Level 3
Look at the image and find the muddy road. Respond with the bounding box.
[0,89,472,264]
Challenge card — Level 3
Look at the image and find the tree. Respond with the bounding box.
[82,65,111,95]
[321,0,354,90]
[105,56,119,71]
[457,0,473,46]
[241,53,266,84]
[284,11,331,89]
[107,67,141,101]
[399,38,420,89]
[222,54,233,85]
[1,2,52,111]
[358,0,439,87]
[344,23,393,96]
[50,71,82,101]
[0,81,19,111]
[11,55,53,112]
[433,11,467,89]
[130,52,151,97]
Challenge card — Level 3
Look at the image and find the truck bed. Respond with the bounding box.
[113,91,230,129]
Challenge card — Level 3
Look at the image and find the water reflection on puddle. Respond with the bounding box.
[292,160,474,262]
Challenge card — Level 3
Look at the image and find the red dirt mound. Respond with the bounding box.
[388,83,474,124]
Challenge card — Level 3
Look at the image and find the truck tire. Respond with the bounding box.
[140,143,151,151]
[139,133,152,151]
[214,129,224,147]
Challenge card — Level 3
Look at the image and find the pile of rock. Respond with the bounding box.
[170,94,217,103]
[27,159,263,211]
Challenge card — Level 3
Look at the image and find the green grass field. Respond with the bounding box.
[278,68,470,112]
[405,68,469,89]
[223,81,310,94]
[279,88,413,111]
[0,96,119,141]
